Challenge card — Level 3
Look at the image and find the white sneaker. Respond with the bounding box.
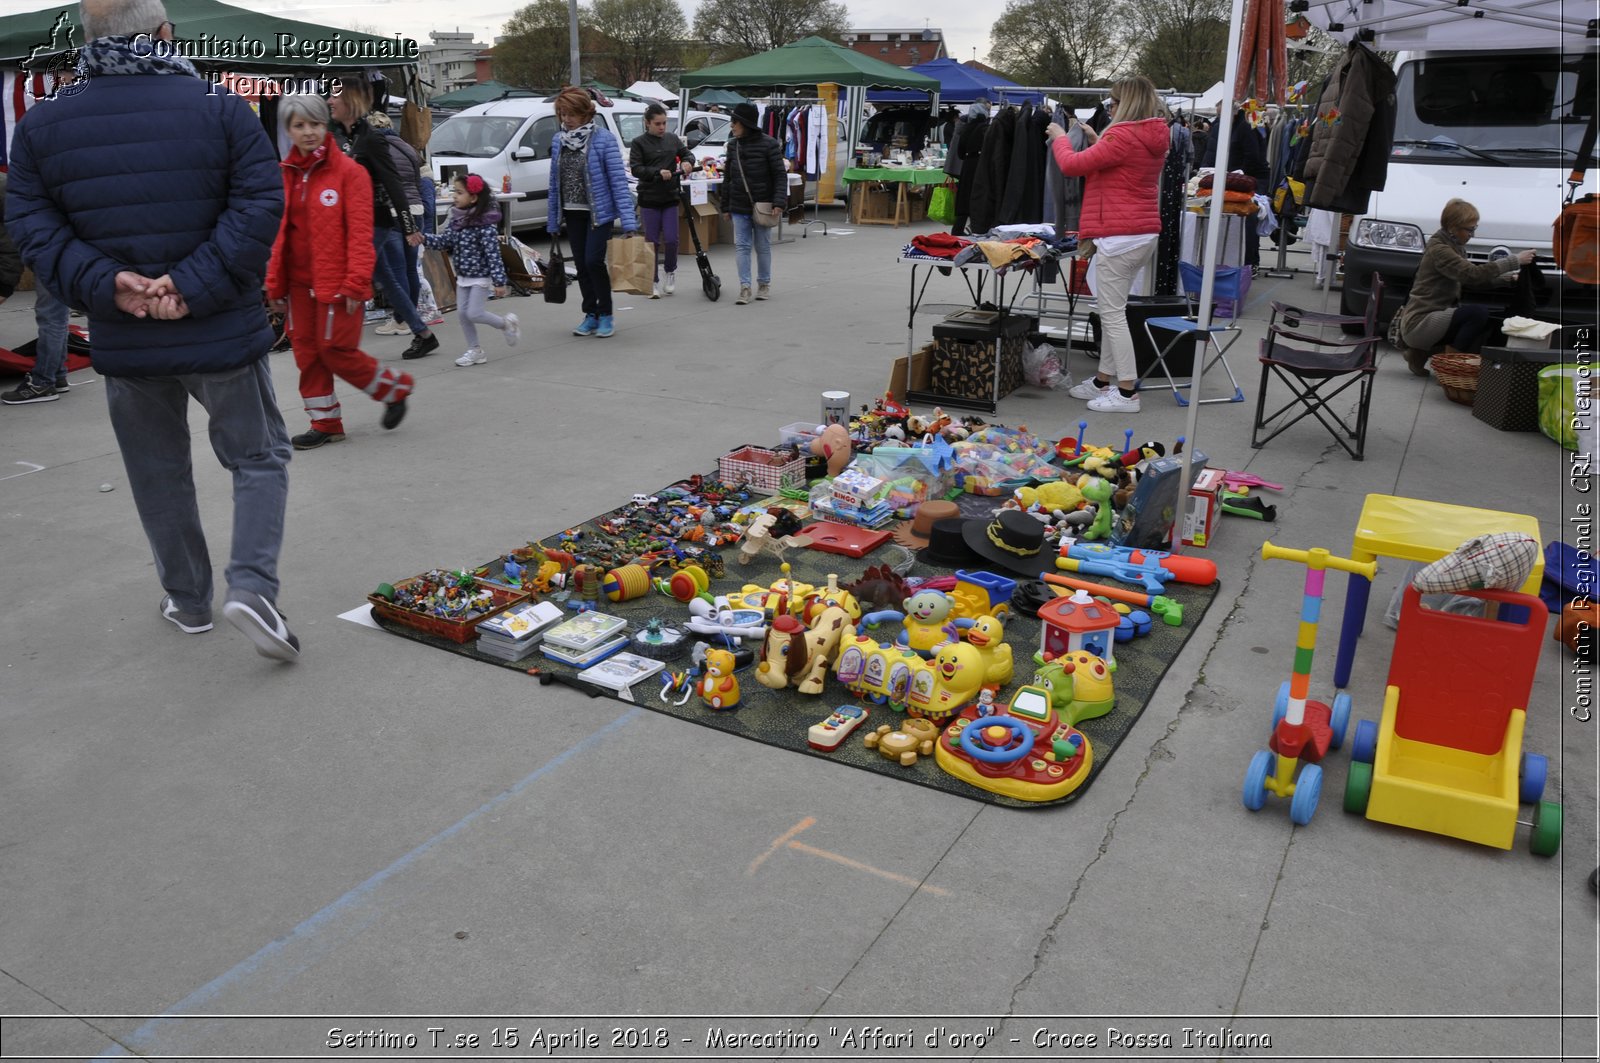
[1087,389,1142,413]
[663,271,676,295]
[455,348,487,367]
[756,283,770,301]
[1068,377,1113,400]
[503,313,520,347]
[374,319,408,335]
[736,286,752,305]
[650,280,663,299]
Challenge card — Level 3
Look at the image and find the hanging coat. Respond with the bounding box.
[1304,41,1397,213]
[967,106,1015,235]
[1001,102,1049,225]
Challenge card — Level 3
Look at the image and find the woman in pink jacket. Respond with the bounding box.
[1047,76,1171,414]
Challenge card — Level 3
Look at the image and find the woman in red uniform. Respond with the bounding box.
[266,94,415,449]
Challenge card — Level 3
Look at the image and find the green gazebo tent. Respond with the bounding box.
[679,36,939,94]
[429,80,539,109]
[690,87,748,106]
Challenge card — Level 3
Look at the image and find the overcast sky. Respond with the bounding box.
[13,0,996,71]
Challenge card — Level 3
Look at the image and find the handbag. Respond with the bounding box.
[542,238,567,304]
[736,140,782,228]
[607,232,656,294]
[927,184,954,224]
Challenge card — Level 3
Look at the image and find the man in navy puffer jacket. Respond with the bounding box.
[5,0,300,661]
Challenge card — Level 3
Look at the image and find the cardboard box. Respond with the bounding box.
[1184,467,1227,548]
[853,186,897,223]
[678,202,720,249]
[887,342,935,402]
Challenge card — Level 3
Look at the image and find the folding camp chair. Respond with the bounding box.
[1251,273,1386,461]
[1135,262,1247,406]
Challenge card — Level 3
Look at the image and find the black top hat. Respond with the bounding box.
[962,509,1057,576]
[916,517,981,568]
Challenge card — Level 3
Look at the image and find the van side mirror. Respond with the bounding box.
[513,146,539,161]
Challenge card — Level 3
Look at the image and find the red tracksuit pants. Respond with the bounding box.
[286,288,413,434]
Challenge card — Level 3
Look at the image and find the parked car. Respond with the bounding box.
[426,98,724,232]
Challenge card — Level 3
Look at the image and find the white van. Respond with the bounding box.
[1341,47,1597,327]
[427,98,721,231]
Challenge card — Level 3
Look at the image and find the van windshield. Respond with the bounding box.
[1394,52,1597,168]
[428,116,524,158]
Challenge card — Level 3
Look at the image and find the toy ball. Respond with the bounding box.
[604,564,652,602]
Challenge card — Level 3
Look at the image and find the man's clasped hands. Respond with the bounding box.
[114,271,190,320]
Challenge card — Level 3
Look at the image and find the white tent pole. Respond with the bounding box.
[1173,0,1248,553]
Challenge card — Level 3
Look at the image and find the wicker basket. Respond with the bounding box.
[718,445,806,493]
[369,575,529,643]
[1431,352,1481,406]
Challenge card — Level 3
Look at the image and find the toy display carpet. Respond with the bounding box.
[369,495,1219,809]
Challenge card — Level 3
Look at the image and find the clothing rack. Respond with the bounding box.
[761,95,832,239]
[1261,103,1314,279]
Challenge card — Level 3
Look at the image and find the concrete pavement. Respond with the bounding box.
[0,208,1594,1061]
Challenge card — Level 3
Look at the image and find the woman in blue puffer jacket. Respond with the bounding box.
[547,87,638,339]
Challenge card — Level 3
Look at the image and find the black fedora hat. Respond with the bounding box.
[917,517,982,568]
[962,509,1057,577]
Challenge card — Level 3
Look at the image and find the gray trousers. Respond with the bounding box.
[104,358,292,616]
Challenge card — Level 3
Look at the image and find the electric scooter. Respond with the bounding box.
[675,164,720,302]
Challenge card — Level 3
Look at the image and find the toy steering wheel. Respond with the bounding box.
[958,715,1034,765]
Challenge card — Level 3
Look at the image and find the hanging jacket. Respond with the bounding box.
[1000,102,1048,225]
[722,130,788,214]
[1304,41,1397,213]
[548,127,638,230]
[968,106,1016,234]
[629,130,689,208]
[266,134,375,304]
[1049,116,1170,238]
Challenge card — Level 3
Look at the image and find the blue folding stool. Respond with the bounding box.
[1135,262,1247,407]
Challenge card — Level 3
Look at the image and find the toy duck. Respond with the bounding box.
[698,648,741,710]
[962,613,1015,687]
[911,642,987,724]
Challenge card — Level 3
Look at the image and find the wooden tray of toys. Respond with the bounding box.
[368,570,531,643]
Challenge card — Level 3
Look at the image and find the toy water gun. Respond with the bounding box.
[1042,572,1184,626]
[1056,540,1218,595]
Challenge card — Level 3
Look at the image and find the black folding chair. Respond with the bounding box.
[1251,273,1385,461]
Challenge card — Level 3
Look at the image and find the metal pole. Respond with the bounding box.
[567,0,581,87]
[1173,0,1248,553]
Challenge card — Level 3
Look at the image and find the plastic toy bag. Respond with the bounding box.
[841,450,953,514]
[1537,364,1584,451]
[1023,341,1070,390]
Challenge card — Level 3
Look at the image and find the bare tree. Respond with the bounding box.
[989,0,1130,88]
[1123,0,1230,93]
[591,0,687,87]
[496,0,595,90]
[690,0,850,63]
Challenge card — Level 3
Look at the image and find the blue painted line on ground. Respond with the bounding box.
[93,708,642,1060]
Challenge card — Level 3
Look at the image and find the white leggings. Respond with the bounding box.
[458,283,505,350]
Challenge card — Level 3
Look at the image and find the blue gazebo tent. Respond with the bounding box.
[866,58,1037,105]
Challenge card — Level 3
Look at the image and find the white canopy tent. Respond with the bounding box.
[1174,0,1591,547]
[624,80,676,101]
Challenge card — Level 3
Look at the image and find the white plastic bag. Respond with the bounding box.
[1023,341,1070,390]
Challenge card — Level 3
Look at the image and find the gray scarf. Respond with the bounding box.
[78,34,200,80]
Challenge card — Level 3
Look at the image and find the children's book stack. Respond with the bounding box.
[540,611,629,666]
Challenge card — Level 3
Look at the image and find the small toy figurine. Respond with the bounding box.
[1079,476,1116,542]
[810,422,853,477]
[863,718,941,766]
[698,647,741,710]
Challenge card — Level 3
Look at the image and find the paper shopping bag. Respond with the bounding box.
[608,232,656,294]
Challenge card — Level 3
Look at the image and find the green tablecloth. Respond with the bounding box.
[841,166,949,185]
